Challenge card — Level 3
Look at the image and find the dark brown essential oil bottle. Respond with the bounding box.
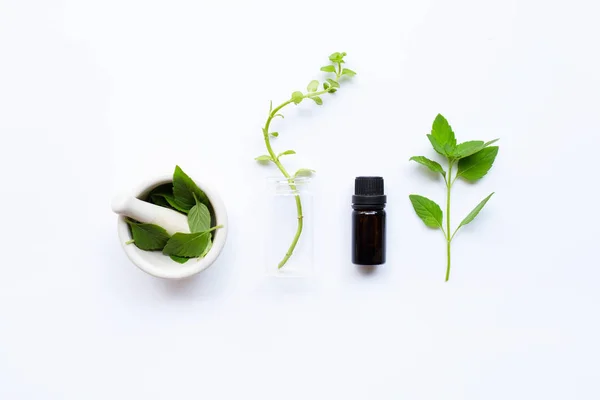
[352,177,386,265]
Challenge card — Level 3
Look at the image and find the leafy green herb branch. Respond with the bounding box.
[256,52,356,269]
[409,114,499,281]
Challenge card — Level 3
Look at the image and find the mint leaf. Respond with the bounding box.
[323,82,330,90]
[456,192,494,231]
[294,168,315,178]
[326,78,340,88]
[409,156,446,178]
[188,199,211,233]
[409,195,444,229]
[150,194,170,208]
[430,114,456,155]
[172,166,209,211]
[163,231,211,258]
[170,255,190,264]
[200,237,213,258]
[310,96,323,105]
[307,80,319,92]
[329,52,346,62]
[277,150,296,158]
[457,146,499,181]
[342,68,356,77]
[291,91,304,104]
[270,132,279,137]
[147,183,174,208]
[453,141,485,159]
[125,220,170,251]
[151,193,188,214]
[320,65,336,73]
[427,135,447,157]
[255,155,273,162]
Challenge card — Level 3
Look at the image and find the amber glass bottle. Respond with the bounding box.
[352,177,386,265]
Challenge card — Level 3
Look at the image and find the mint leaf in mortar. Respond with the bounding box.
[170,255,190,264]
[152,193,189,214]
[125,220,170,251]
[163,231,211,258]
[173,165,210,211]
[188,195,211,233]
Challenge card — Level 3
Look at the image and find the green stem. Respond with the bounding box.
[204,225,223,234]
[263,77,340,269]
[445,162,453,282]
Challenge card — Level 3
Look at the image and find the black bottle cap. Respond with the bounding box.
[352,176,386,206]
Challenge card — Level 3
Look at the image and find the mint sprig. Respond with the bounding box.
[256,52,356,269]
[409,114,499,281]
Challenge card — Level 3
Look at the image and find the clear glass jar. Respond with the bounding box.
[263,176,314,277]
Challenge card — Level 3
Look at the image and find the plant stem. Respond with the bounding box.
[205,225,223,234]
[262,77,340,269]
[445,162,453,282]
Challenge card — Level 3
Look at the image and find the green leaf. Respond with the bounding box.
[294,168,315,177]
[150,194,170,208]
[200,237,213,258]
[172,166,210,212]
[255,155,273,162]
[430,114,456,156]
[125,220,170,251]
[457,193,494,231]
[188,199,211,233]
[457,146,499,181]
[427,134,447,156]
[453,141,485,159]
[342,68,356,77]
[310,96,323,105]
[323,82,330,90]
[307,80,319,92]
[270,132,279,137]
[163,231,211,258]
[170,255,190,264]
[151,193,188,214]
[147,183,174,208]
[484,138,499,147]
[326,78,340,88]
[320,65,336,73]
[409,156,446,178]
[277,150,296,158]
[291,91,304,104]
[329,52,346,63]
[409,195,444,229]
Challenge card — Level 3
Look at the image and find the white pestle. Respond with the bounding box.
[111,194,190,235]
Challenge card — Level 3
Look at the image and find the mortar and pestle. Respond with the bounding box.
[111,175,228,279]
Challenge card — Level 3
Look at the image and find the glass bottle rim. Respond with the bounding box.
[266,176,312,184]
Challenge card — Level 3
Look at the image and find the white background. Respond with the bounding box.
[1,0,599,398]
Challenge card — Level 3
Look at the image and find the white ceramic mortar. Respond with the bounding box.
[113,175,228,279]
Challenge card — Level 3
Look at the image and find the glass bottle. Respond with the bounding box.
[264,176,314,277]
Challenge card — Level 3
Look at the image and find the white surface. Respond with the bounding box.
[1,0,599,398]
